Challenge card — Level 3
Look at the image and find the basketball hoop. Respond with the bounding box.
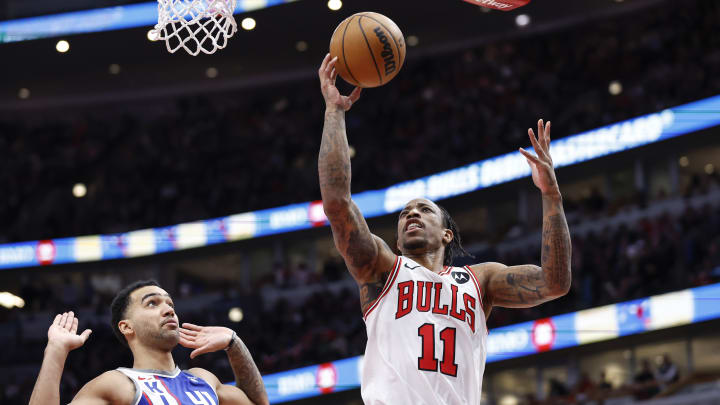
[150,0,237,56]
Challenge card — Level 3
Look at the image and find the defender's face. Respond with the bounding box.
[126,286,179,349]
[396,198,450,254]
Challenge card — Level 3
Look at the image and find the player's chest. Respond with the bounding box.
[390,266,480,334]
[135,376,218,405]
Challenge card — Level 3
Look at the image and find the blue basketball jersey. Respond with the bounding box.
[117,367,219,405]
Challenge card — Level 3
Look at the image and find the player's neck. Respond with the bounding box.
[404,251,445,273]
[130,344,176,372]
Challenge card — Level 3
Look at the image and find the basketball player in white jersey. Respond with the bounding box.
[318,54,572,404]
[29,280,268,405]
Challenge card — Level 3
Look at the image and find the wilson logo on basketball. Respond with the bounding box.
[373,27,396,75]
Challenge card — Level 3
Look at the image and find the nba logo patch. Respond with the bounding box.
[451,271,470,284]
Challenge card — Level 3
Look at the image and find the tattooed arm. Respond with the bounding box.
[317,54,396,312]
[180,324,267,405]
[473,120,571,311]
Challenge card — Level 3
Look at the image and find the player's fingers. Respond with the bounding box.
[349,87,362,103]
[527,128,549,160]
[545,121,552,148]
[178,336,195,347]
[71,317,79,334]
[59,312,69,329]
[190,345,210,359]
[80,329,92,342]
[537,119,544,142]
[319,53,330,72]
[66,312,76,330]
[519,148,541,165]
[330,68,337,84]
[179,327,199,336]
[53,314,62,326]
[181,323,202,331]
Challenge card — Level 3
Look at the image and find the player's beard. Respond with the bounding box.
[136,320,179,351]
[401,236,428,252]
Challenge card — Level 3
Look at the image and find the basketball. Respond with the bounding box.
[329,12,406,88]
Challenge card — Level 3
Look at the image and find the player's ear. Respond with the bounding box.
[443,229,454,246]
[118,319,134,339]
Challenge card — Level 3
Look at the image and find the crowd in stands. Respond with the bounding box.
[0,0,718,243]
[2,170,719,404]
[532,354,682,404]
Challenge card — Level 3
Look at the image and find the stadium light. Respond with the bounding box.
[73,183,87,198]
[679,156,689,167]
[706,164,715,174]
[609,80,623,95]
[0,292,25,309]
[407,35,419,47]
[206,67,219,79]
[228,307,244,322]
[515,14,530,27]
[18,88,30,99]
[295,41,308,52]
[147,29,159,41]
[241,17,256,30]
[108,64,121,75]
[327,0,342,11]
[56,39,70,53]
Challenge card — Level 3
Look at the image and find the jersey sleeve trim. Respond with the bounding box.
[362,255,401,320]
[115,368,142,405]
[465,265,484,311]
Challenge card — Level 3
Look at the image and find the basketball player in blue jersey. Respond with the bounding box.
[318,54,572,404]
[29,280,268,405]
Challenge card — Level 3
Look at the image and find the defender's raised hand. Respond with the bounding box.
[519,119,560,195]
[319,53,361,112]
[47,312,92,353]
[179,323,235,359]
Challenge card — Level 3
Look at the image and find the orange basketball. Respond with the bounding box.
[329,12,406,88]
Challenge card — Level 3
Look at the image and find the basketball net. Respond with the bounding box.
[150,0,237,56]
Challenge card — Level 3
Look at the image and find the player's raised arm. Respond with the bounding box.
[29,312,96,405]
[179,323,268,405]
[317,54,396,309]
[474,120,572,309]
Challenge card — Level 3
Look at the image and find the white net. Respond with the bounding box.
[150,0,237,56]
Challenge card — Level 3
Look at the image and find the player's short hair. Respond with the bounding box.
[110,280,160,347]
[437,204,473,266]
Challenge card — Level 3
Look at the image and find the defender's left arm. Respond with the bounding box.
[180,323,269,405]
[474,120,571,309]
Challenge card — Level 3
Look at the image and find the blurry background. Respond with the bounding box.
[1,0,720,404]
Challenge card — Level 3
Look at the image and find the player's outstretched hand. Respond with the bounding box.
[319,53,361,112]
[519,119,560,196]
[179,323,235,359]
[47,311,92,353]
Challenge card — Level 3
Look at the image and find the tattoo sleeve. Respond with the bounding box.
[489,193,572,308]
[226,335,269,405]
[359,266,391,313]
[319,108,389,283]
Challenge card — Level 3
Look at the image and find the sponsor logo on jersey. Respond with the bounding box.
[451,271,470,284]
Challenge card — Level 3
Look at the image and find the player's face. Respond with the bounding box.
[127,286,179,350]
[396,198,451,255]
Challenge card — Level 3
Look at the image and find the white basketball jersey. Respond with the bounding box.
[361,256,487,405]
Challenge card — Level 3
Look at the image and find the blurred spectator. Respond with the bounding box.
[657,354,680,387]
[598,370,613,391]
[633,359,660,400]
